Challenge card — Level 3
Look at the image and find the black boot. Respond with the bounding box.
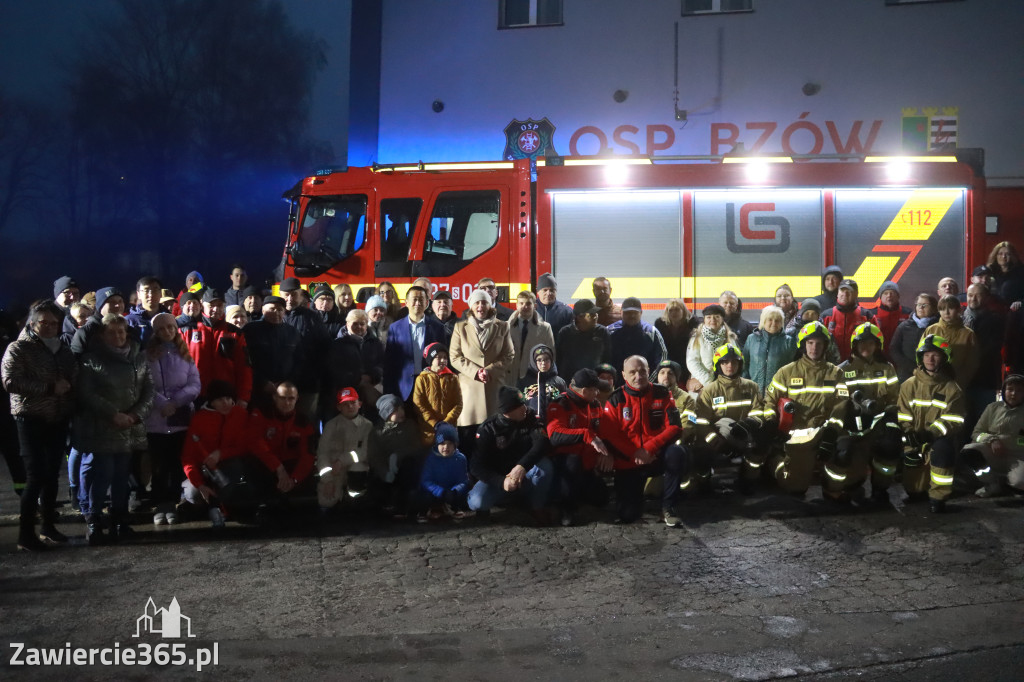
[40,511,69,544]
[86,522,107,546]
[17,518,47,552]
[109,517,136,543]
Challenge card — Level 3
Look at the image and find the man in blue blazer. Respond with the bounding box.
[383,285,446,400]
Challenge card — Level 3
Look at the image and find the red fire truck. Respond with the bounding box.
[279,153,992,316]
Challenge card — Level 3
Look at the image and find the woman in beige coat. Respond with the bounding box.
[450,289,515,453]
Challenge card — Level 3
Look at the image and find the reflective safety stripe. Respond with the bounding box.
[714,399,753,410]
[845,377,890,387]
[746,459,763,469]
[872,461,895,475]
[824,465,846,481]
[679,479,693,490]
[941,414,965,424]
[909,398,948,409]
[704,433,718,443]
[975,466,991,475]
[771,380,787,392]
[319,466,333,477]
[885,376,899,385]
[930,471,954,485]
[898,413,913,422]
[931,421,948,435]
[774,460,786,477]
[827,417,844,428]
[696,418,711,425]
[788,386,836,395]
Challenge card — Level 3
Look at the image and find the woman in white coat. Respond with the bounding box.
[450,289,515,455]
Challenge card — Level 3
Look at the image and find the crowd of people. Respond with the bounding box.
[3,240,1024,551]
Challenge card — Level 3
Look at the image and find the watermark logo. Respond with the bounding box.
[134,597,195,639]
[10,597,217,671]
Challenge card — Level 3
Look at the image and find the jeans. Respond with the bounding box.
[467,457,554,511]
[148,432,186,509]
[80,451,132,521]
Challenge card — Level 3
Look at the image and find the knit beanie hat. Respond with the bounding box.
[800,298,821,314]
[434,422,458,446]
[53,275,78,299]
[497,385,527,413]
[423,341,447,363]
[468,288,493,307]
[95,286,124,313]
[536,272,557,291]
[365,295,387,311]
[376,394,402,421]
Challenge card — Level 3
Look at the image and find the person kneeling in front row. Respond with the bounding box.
[468,385,554,523]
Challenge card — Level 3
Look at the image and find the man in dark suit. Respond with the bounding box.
[383,286,446,401]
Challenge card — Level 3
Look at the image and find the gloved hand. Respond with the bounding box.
[729,421,751,441]
[741,416,763,433]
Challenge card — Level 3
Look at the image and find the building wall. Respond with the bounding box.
[371,0,1023,184]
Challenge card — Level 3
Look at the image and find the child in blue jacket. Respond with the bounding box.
[417,422,470,520]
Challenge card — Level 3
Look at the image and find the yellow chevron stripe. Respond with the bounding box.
[880,189,960,240]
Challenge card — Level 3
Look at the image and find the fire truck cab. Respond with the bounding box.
[280,154,986,318]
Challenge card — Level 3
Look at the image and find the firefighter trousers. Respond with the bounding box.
[877,435,958,501]
[772,429,825,494]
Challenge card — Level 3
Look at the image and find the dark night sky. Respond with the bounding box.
[0,1,349,307]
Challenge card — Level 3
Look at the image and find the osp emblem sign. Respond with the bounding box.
[503,118,557,160]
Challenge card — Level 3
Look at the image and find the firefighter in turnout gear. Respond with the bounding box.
[694,344,774,494]
[894,334,966,513]
[832,323,902,502]
[764,322,848,495]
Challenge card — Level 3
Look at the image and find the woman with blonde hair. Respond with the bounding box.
[333,283,357,319]
[986,241,1024,309]
[655,299,698,373]
[743,305,797,395]
[375,281,403,319]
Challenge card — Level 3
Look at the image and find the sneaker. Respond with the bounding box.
[662,508,683,528]
[209,507,226,528]
[165,511,177,525]
[153,512,167,525]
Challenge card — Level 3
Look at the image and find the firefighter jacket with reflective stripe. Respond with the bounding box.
[600,383,682,468]
[923,319,978,388]
[695,375,768,425]
[897,368,966,438]
[765,356,847,431]
[837,356,899,406]
[669,385,699,430]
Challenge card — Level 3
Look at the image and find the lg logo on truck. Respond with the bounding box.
[725,202,790,253]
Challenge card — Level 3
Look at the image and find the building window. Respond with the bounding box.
[681,0,752,16]
[499,0,563,29]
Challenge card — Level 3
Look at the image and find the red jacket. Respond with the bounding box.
[599,383,682,470]
[873,305,910,362]
[546,388,604,469]
[181,405,272,488]
[182,319,253,402]
[249,409,315,483]
[821,305,873,361]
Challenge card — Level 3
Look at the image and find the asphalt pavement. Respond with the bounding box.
[1,464,1022,681]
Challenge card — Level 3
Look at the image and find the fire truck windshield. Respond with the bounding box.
[289,195,367,276]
